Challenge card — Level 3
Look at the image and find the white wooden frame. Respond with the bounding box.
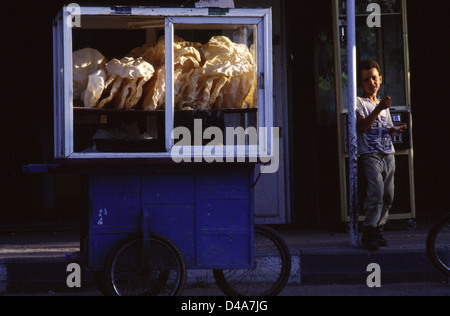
[53,6,273,160]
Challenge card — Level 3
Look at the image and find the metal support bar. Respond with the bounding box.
[346,0,359,247]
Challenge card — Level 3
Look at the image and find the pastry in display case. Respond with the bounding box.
[74,35,256,111]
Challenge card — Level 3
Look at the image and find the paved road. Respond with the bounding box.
[4,282,449,296]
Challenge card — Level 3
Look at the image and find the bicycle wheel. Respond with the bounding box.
[213,225,292,296]
[104,232,186,296]
[426,212,450,277]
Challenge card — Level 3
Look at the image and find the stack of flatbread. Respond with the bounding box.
[73,48,155,109]
[198,36,257,109]
[72,35,257,110]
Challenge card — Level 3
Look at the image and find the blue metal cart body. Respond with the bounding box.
[23,162,291,296]
[87,164,254,271]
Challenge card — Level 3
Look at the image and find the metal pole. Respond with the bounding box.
[346,0,359,246]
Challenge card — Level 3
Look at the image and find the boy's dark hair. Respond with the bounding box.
[358,60,382,83]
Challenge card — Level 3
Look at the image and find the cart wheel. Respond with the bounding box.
[103,232,186,296]
[426,212,450,277]
[213,225,291,296]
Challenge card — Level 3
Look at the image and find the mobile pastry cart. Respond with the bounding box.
[29,5,291,296]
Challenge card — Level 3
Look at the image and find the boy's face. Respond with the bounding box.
[360,68,382,96]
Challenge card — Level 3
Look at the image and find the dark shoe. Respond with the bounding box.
[375,227,388,247]
[361,227,380,251]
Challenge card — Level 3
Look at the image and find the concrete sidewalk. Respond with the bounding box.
[283,221,448,285]
[0,220,448,295]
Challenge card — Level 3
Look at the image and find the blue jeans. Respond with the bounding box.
[360,153,395,228]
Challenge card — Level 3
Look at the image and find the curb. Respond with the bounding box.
[0,258,95,295]
[0,254,302,295]
[298,247,448,285]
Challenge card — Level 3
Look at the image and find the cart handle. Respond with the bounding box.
[141,208,151,250]
[22,164,60,174]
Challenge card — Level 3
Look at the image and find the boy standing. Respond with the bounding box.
[357,60,407,250]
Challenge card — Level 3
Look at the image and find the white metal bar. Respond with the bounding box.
[332,0,350,223]
[346,0,359,247]
[68,150,271,160]
[263,10,273,155]
[167,16,262,25]
[402,0,416,219]
[402,0,411,109]
[256,18,267,155]
[165,19,175,152]
[63,7,74,157]
[79,7,271,17]
[53,13,62,158]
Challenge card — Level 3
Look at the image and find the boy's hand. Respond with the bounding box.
[378,96,392,110]
[394,122,408,133]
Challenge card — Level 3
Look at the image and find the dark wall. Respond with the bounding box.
[1,2,60,224]
[2,0,450,227]
[286,1,343,227]
[407,0,450,218]
[285,1,321,226]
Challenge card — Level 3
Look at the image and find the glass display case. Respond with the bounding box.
[53,6,273,160]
